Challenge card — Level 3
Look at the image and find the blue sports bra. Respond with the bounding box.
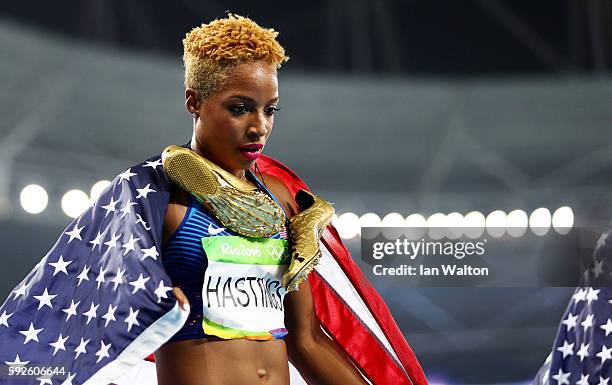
[161,171,289,342]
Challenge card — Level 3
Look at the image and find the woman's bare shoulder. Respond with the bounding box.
[259,173,298,218]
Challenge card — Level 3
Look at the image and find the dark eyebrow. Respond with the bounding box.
[229,95,279,104]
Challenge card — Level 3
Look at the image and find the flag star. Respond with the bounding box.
[154,280,172,303]
[101,196,119,217]
[118,168,137,183]
[95,340,112,363]
[83,302,99,325]
[19,322,43,344]
[592,259,604,278]
[573,288,587,304]
[144,158,163,169]
[129,273,150,294]
[111,267,126,291]
[119,200,137,219]
[96,267,107,289]
[61,372,76,385]
[49,333,69,356]
[33,288,57,310]
[89,230,104,251]
[11,282,29,299]
[102,304,118,327]
[596,345,612,364]
[125,307,140,332]
[38,378,52,385]
[597,232,609,249]
[577,343,590,362]
[551,368,571,385]
[582,313,595,332]
[577,374,590,385]
[556,340,574,359]
[602,318,612,337]
[598,377,610,385]
[4,354,29,365]
[74,337,90,359]
[76,265,90,287]
[122,235,140,256]
[62,300,80,321]
[586,288,600,304]
[136,183,155,199]
[0,311,13,327]
[48,255,72,276]
[64,224,84,243]
[104,232,121,250]
[561,313,578,331]
[135,214,151,230]
[141,245,159,261]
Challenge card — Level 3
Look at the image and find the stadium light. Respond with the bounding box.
[61,189,90,218]
[529,207,551,236]
[20,184,48,214]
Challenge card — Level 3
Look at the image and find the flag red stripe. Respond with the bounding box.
[310,270,412,385]
[320,227,428,385]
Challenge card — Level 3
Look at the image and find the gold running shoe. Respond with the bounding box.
[282,190,335,291]
[161,145,285,238]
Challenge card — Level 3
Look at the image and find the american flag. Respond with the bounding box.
[0,154,187,385]
[0,148,428,385]
[533,230,612,385]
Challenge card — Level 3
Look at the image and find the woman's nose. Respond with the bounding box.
[247,111,268,137]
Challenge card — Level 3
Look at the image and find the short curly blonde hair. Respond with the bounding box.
[183,14,289,100]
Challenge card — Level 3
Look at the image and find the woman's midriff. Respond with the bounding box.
[158,185,291,385]
[155,338,290,385]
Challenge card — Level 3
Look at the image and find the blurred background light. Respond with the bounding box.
[20,184,48,214]
[427,213,447,240]
[486,210,507,238]
[463,211,485,239]
[337,212,360,239]
[445,212,464,239]
[506,209,528,238]
[404,213,427,240]
[529,208,551,236]
[359,212,381,239]
[90,180,111,203]
[61,189,90,218]
[552,206,574,235]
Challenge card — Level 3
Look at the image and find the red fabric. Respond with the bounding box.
[310,271,411,385]
[256,155,428,385]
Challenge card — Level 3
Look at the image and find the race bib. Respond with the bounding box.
[201,235,290,340]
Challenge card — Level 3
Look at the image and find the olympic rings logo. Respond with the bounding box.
[266,245,287,261]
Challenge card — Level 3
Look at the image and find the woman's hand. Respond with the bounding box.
[173,287,190,311]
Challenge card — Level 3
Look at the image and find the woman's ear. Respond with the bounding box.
[185,88,199,115]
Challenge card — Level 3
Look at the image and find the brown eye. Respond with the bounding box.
[230,104,248,114]
[265,106,280,116]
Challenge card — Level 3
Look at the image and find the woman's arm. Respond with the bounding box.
[284,280,369,385]
[261,172,368,385]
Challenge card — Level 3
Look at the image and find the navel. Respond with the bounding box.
[257,368,267,378]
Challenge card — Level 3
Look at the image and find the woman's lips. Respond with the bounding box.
[238,144,263,160]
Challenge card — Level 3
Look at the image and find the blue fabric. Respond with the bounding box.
[0,153,181,385]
